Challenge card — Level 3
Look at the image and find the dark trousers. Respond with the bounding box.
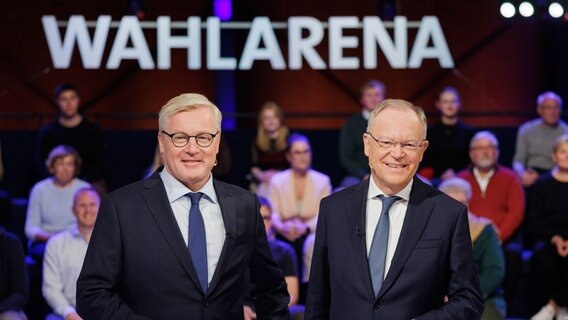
[529,242,568,308]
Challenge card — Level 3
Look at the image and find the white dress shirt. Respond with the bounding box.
[160,168,226,286]
[365,178,413,279]
[473,167,495,196]
[42,227,88,317]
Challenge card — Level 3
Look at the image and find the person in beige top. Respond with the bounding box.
[269,133,332,282]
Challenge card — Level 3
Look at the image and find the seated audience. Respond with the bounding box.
[269,133,331,276]
[244,197,303,320]
[528,134,568,320]
[25,145,91,261]
[0,225,28,320]
[439,178,506,320]
[250,102,289,198]
[513,91,568,187]
[420,86,475,185]
[42,188,100,320]
[34,83,106,192]
[339,80,385,187]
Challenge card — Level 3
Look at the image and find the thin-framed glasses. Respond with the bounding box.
[366,132,425,152]
[161,130,219,148]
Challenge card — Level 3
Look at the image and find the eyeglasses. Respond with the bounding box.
[161,130,219,148]
[366,132,425,151]
[289,149,311,156]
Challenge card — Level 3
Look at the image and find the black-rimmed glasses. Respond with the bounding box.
[161,130,219,148]
[366,132,425,152]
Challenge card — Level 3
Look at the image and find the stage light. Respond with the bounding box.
[519,1,535,17]
[548,2,564,18]
[500,2,516,18]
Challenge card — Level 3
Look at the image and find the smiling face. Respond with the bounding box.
[364,106,428,195]
[73,189,100,229]
[158,107,220,191]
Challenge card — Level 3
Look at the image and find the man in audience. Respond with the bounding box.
[0,223,28,320]
[457,131,525,304]
[420,86,475,186]
[458,131,525,244]
[34,83,106,192]
[339,80,386,187]
[245,197,303,320]
[513,91,568,187]
[306,99,483,319]
[43,187,100,320]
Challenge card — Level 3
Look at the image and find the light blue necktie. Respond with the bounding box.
[369,195,401,296]
[188,192,208,292]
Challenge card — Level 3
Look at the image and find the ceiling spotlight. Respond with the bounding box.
[548,2,564,18]
[500,2,516,18]
[519,1,535,17]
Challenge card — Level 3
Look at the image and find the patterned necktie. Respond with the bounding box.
[188,192,208,292]
[369,195,401,296]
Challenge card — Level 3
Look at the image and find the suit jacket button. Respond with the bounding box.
[374,302,381,309]
[203,300,209,307]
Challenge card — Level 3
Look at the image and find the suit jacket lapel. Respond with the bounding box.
[377,177,434,299]
[346,181,376,298]
[206,180,237,296]
[140,173,204,293]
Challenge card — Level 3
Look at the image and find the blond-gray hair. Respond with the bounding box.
[158,93,222,131]
[439,177,472,201]
[537,91,563,109]
[367,99,427,139]
[470,130,499,149]
[553,134,568,153]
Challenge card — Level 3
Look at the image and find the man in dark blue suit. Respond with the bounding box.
[305,99,483,319]
[77,93,290,319]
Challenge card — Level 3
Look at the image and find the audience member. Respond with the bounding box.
[25,145,91,261]
[0,225,29,320]
[269,133,331,277]
[338,80,386,187]
[420,86,475,185]
[42,187,100,320]
[250,102,289,198]
[244,197,304,320]
[34,83,106,192]
[513,91,568,187]
[457,131,525,243]
[527,134,568,320]
[145,132,232,181]
[439,178,506,320]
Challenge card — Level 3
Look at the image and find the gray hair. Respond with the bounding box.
[470,130,499,149]
[439,177,472,201]
[158,93,222,131]
[537,91,563,109]
[367,99,428,139]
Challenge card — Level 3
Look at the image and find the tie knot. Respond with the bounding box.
[378,195,401,212]
[188,192,204,205]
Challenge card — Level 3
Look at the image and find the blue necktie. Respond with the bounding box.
[369,195,401,296]
[188,192,208,292]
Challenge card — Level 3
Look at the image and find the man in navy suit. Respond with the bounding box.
[305,99,483,319]
[77,93,290,319]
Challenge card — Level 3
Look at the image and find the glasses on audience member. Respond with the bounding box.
[161,130,219,148]
[366,132,425,152]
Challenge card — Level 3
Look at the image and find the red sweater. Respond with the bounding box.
[457,165,525,242]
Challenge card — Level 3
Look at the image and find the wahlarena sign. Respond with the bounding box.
[42,15,454,70]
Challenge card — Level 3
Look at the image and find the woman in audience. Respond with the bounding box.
[439,177,506,320]
[528,134,568,320]
[24,145,90,261]
[269,133,331,283]
[250,102,289,198]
